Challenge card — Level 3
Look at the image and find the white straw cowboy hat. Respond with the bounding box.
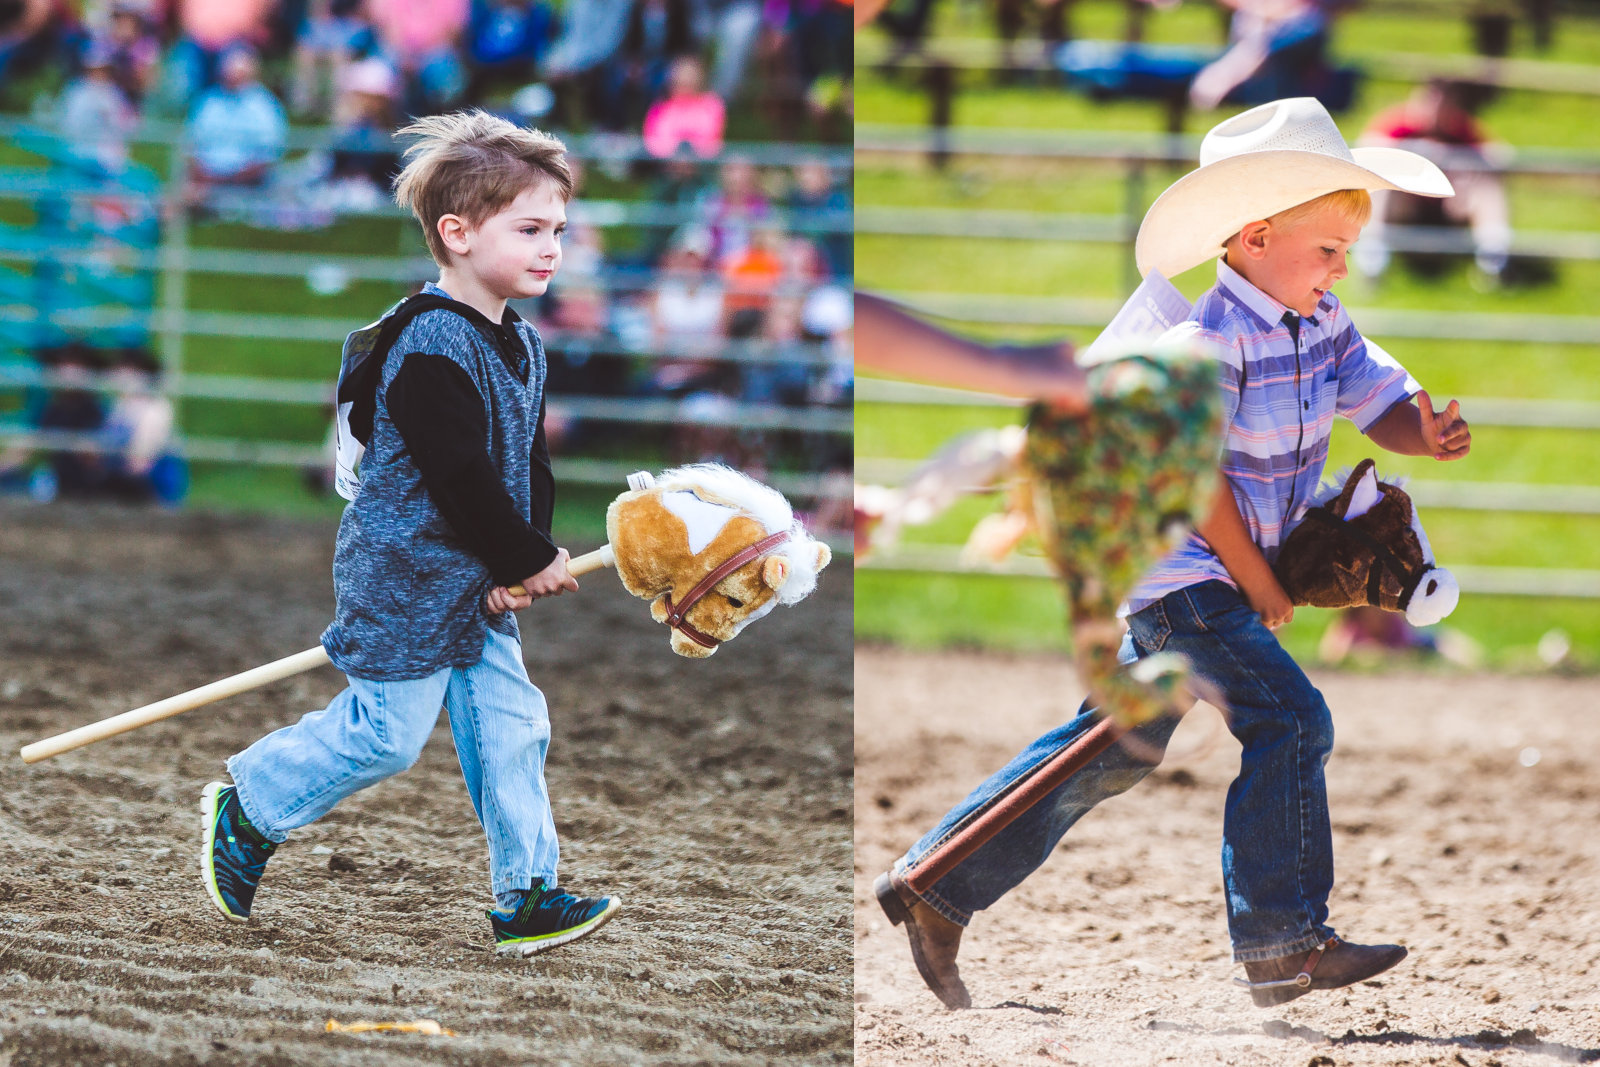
[1135,97,1454,279]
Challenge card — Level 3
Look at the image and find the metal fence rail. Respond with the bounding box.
[0,121,853,502]
[856,205,1600,262]
[868,290,1600,345]
[4,427,845,500]
[857,377,1600,597]
[859,544,1600,600]
[857,379,1600,430]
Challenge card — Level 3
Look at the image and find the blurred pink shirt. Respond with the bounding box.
[368,0,468,60]
[181,0,272,50]
[643,93,726,159]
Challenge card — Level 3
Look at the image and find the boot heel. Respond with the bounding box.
[873,871,911,926]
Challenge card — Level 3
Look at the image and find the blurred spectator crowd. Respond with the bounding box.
[7,0,854,205]
[0,0,853,536]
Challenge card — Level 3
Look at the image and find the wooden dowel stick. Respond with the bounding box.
[20,646,333,764]
[20,542,619,764]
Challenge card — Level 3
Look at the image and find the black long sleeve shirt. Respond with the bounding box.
[384,327,557,587]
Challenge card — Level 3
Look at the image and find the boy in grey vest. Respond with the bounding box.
[201,110,620,956]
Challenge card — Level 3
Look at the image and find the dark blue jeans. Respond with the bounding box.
[895,580,1337,962]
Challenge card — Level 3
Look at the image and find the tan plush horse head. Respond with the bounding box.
[607,464,832,658]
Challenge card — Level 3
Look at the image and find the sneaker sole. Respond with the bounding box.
[495,897,622,958]
[199,781,248,924]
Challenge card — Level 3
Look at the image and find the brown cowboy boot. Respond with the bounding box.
[1239,936,1408,1007]
[873,871,972,1009]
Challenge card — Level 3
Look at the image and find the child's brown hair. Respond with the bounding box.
[392,109,574,265]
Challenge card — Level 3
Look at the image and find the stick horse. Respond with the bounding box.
[21,463,830,764]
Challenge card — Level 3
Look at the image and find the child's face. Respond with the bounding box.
[1234,204,1360,317]
[454,182,566,301]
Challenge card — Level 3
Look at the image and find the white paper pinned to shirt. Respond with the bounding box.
[1080,270,1194,367]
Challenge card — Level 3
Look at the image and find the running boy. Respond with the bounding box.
[201,110,620,956]
[877,97,1472,1008]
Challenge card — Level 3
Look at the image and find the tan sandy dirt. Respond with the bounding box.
[0,502,852,1066]
[856,645,1600,1067]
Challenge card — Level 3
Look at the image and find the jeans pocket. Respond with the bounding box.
[1126,600,1172,654]
[1183,580,1253,632]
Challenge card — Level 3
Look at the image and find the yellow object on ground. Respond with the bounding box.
[325,1019,456,1036]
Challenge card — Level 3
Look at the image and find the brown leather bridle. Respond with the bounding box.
[662,529,790,649]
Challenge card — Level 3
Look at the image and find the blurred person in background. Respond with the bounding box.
[100,0,161,105]
[701,155,771,264]
[463,0,555,103]
[1189,0,1346,111]
[98,346,186,504]
[290,0,373,118]
[608,0,699,130]
[743,290,810,406]
[368,0,469,114]
[33,343,107,501]
[707,0,761,101]
[185,46,287,202]
[1318,604,1436,665]
[640,153,716,263]
[801,278,851,405]
[58,38,138,171]
[643,54,725,160]
[0,0,79,95]
[673,304,757,468]
[538,0,631,125]
[721,222,785,318]
[166,0,276,104]
[309,55,402,213]
[648,225,726,395]
[1356,78,1514,285]
[784,159,850,277]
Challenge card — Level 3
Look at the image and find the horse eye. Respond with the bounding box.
[726,596,744,608]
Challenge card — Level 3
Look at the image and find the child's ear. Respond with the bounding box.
[1237,220,1272,260]
[436,214,471,256]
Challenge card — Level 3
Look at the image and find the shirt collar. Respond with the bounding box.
[420,281,522,330]
[1214,257,1323,330]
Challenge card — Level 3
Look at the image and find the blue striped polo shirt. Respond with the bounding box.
[1124,258,1419,613]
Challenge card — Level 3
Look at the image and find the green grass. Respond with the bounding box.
[856,0,1600,668]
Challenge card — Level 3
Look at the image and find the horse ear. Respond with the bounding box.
[1343,467,1383,521]
[813,542,832,572]
[762,555,790,590]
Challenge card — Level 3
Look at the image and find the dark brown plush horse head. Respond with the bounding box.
[1273,458,1459,626]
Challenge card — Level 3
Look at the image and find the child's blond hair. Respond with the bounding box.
[1270,188,1372,231]
[392,110,573,265]
[1222,189,1372,258]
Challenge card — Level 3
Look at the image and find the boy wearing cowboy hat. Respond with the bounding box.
[877,97,1473,1010]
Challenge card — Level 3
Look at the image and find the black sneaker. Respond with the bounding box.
[488,880,620,956]
[199,781,277,922]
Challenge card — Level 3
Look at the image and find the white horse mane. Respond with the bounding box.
[1309,464,1410,508]
[657,463,823,604]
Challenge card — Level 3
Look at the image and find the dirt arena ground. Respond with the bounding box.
[0,502,852,1066]
[856,646,1600,1067]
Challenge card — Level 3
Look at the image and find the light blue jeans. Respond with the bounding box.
[228,627,557,908]
[895,580,1338,963]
